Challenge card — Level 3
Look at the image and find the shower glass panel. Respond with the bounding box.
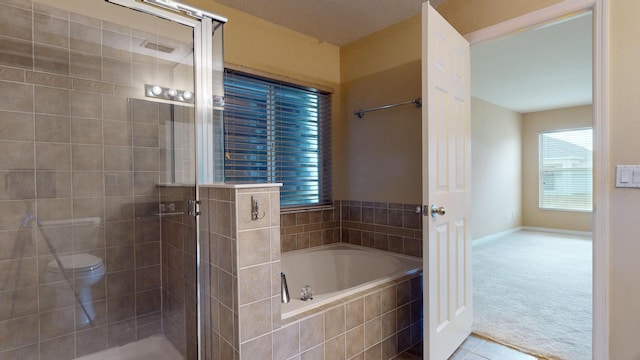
[0,0,222,358]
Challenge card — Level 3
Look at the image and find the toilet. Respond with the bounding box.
[46,253,105,326]
[41,217,105,327]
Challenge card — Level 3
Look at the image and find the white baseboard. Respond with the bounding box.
[522,226,593,238]
[472,227,523,246]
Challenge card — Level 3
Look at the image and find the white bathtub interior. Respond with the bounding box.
[281,244,422,318]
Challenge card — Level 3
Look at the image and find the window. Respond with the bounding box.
[223,70,332,208]
[539,128,593,211]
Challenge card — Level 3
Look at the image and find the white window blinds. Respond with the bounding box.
[223,70,332,207]
[539,128,593,211]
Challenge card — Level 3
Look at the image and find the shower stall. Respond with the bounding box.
[0,0,225,358]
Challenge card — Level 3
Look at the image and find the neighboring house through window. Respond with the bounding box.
[223,70,332,208]
[539,128,593,211]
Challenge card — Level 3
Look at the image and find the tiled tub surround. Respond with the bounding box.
[280,206,341,252]
[276,272,423,360]
[200,185,423,360]
[340,201,423,258]
[0,1,194,358]
[280,200,423,258]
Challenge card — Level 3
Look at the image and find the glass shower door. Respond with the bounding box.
[0,0,224,358]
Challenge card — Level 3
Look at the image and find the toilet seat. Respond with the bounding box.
[47,254,104,274]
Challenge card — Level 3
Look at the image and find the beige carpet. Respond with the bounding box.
[472,230,592,360]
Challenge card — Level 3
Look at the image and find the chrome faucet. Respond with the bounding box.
[280,272,290,303]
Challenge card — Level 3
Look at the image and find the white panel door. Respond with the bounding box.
[422,3,472,360]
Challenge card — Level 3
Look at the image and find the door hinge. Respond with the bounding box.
[187,200,201,217]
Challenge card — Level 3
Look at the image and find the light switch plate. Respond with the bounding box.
[616,165,640,188]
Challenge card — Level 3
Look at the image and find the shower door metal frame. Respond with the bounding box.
[106,1,227,358]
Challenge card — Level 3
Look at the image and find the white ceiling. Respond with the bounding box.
[471,12,593,113]
[213,1,592,114]
[213,0,444,46]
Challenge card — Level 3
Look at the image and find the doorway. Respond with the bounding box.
[469,10,594,360]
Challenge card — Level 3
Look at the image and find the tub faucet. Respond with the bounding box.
[280,272,290,303]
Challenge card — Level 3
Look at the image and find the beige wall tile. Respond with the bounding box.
[300,313,323,352]
[300,345,324,360]
[35,114,70,143]
[240,333,272,360]
[103,29,131,61]
[346,298,364,331]
[0,82,32,112]
[237,228,270,268]
[365,291,381,321]
[70,22,101,55]
[0,314,38,351]
[39,307,75,340]
[0,37,33,70]
[34,44,69,76]
[35,86,69,116]
[36,143,69,170]
[364,318,382,349]
[76,325,108,357]
[0,66,25,82]
[72,144,103,170]
[39,333,75,360]
[72,171,104,197]
[381,309,397,340]
[325,305,345,340]
[133,147,159,172]
[73,78,114,95]
[273,323,299,360]
[325,334,345,360]
[0,286,37,321]
[103,95,128,122]
[0,200,34,231]
[71,90,102,119]
[103,58,131,86]
[0,111,32,141]
[1,170,35,200]
[34,12,68,48]
[103,120,132,146]
[0,4,31,41]
[105,245,134,273]
[238,264,271,306]
[364,343,381,360]
[346,325,365,359]
[0,229,35,261]
[0,258,38,290]
[71,117,103,144]
[239,298,271,342]
[104,146,132,171]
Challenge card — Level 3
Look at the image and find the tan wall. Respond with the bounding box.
[521,105,593,232]
[610,1,640,359]
[339,16,422,203]
[471,98,523,240]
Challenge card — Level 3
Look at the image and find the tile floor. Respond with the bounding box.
[395,333,541,360]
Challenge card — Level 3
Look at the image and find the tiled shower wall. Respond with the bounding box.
[0,1,191,358]
[159,186,198,358]
[280,200,423,257]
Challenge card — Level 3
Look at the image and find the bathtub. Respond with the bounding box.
[280,244,422,318]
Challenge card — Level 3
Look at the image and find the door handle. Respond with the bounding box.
[431,205,446,218]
